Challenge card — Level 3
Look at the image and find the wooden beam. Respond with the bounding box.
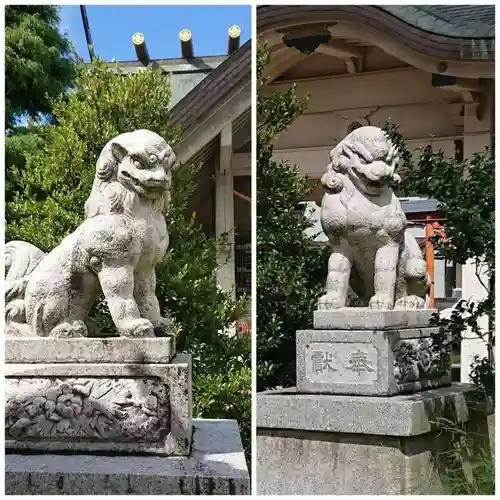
[433,75,487,119]
[266,47,306,82]
[234,190,251,203]
[216,123,236,295]
[132,32,150,65]
[220,123,232,174]
[316,40,364,60]
[261,31,283,47]
[176,82,250,163]
[327,23,494,79]
[345,58,356,74]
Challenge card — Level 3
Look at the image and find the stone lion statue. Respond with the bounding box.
[5,129,178,337]
[318,126,430,310]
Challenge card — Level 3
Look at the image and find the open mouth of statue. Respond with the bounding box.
[356,170,384,188]
[122,171,166,191]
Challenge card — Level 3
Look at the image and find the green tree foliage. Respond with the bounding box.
[6,59,251,458]
[385,124,494,400]
[257,45,328,390]
[5,6,77,229]
[5,5,76,129]
[5,122,47,205]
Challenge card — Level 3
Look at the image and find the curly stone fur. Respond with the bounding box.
[5,129,178,337]
[318,126,429,311]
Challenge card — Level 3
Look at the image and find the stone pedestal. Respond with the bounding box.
[256,385,490,495]
[6,337,191,456]
[298,309,450,396]
[256,308,487,494]
[297,326,451,396]
[5,337,250,494]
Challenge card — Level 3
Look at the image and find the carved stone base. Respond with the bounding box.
[5,338,191,456]
[6,419,250,495]
[296,326,451,396]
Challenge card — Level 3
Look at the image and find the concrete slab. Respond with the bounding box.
[6,419,250,495]
[256,384,491,494]
[257,384,479,436]
[313,308,436,330]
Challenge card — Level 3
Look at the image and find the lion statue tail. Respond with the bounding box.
[5,241,46,322]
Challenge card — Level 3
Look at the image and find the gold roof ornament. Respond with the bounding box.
[132,32,150,65]
[179,29,194,58]
[228,25,241,55]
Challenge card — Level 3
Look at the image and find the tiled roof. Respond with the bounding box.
[257,5,494,66]
[380,5,494,39]
[169,40,250,130]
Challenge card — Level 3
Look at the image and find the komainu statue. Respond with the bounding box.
[5,129,178,338]
[318,126,430,311]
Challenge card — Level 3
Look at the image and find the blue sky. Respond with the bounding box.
[58,4,252,62]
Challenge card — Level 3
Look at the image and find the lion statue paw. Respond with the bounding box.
[120,318,156,338]
[369,295,394,310]
[395,295,425,310]
[318,293,345,310]
[51,321,87,338]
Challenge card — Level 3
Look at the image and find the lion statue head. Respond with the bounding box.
[85,129,178,217]
[321,126,401,197]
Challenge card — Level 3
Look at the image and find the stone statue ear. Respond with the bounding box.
[110,142,128,162]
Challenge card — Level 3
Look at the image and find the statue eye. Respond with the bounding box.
[133,159,142,168]
[149,154,158,164]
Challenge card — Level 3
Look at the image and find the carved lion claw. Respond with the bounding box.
[394,295,425,309]
[369,295,394,310]
[120,318,155,338]
[51,321,87,338]
[318,293,345,310]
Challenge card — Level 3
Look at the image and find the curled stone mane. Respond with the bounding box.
[329,126,392,174]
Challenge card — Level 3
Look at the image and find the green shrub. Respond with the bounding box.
[256,44,328,390]
[434,414,495,495]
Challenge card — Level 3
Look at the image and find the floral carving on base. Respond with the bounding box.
[6,378,169,442]
[393,339,441,384]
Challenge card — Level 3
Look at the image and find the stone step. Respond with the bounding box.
[6,419,249,495]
